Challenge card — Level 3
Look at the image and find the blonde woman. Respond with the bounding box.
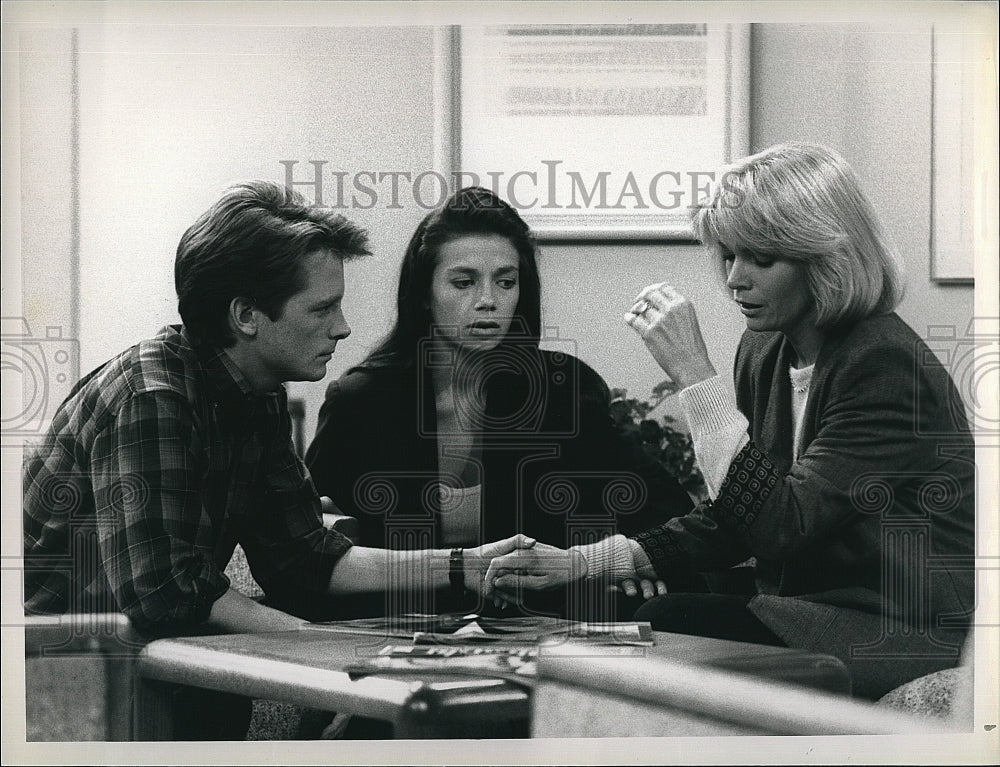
[485,143,975,699]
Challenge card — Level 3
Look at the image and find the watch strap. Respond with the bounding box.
[449,548,465,596]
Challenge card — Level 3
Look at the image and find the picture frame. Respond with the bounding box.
[930,24,984,284]
[434,23,750,241]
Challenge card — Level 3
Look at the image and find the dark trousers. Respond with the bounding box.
[633,593,786,646]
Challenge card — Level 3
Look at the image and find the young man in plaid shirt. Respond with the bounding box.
[22,181,532,737]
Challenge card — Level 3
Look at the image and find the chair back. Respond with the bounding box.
[24,613,144,741]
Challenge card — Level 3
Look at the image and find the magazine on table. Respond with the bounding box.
[302,613,654,646]
[343,644,540,686]
[341,640,650,686]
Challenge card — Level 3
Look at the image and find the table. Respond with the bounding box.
[133,627,850,740]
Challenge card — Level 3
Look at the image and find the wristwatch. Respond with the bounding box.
[449,548,465,596]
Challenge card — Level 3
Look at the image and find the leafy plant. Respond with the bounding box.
[610,380,708,503]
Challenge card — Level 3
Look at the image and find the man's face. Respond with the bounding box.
[254,249,350,388]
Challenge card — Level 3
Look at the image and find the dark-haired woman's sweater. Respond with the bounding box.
[306,350,693,550]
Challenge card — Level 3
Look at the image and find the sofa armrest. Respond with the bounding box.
[24,612,144,657]
[24,613,145,741]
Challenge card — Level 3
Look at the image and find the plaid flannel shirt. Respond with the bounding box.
[23,325,352,634]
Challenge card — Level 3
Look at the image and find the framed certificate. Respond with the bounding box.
[434,23,750,241]
[930,24,988,284]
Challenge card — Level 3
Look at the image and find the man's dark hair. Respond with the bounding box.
[175,180,370,347]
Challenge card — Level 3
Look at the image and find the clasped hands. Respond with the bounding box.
[469,536,666,606]
[461,537,579,608]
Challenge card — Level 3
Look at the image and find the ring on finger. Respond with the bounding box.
[634,300,651,314]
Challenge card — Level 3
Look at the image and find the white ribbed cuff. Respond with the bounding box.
[678,375,750,500]
[571,535,636,581]
[678,375,745,439]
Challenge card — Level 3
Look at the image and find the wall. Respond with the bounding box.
[538,240,742,427]
[751,23,975,345]
[13,21,978,443]
[65,25,439,441]
[74,24,436,377]
[536,22,975,428]
[17,30,77,343]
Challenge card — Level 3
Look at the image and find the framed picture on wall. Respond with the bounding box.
[434,24,750,241]
[930,24,986,284]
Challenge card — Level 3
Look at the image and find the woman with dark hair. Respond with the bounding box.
[483,144,975,699]
[305,187,694,618]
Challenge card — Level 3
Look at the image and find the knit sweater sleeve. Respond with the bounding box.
[677,376,750,500]
[570,377,753,580]
[571,535,636,580]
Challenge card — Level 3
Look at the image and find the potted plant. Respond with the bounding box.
[609,379,708,504]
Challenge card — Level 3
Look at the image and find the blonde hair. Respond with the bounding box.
[691,142,904,330]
